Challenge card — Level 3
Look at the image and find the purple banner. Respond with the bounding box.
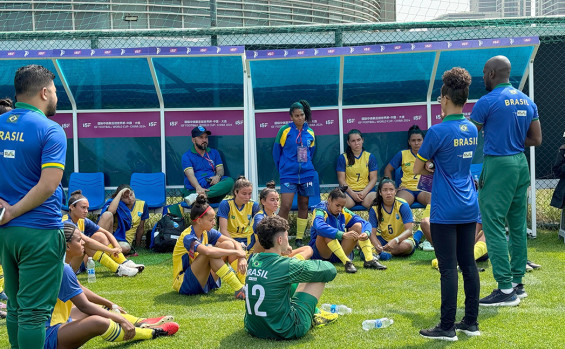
[343,106,427,133]
[246,36,539,60]
[255,109,339,138]
[0,46,244,59]
[166,110,244,137]
[51,113,73,139]
[78,112,160,138]
[431,103,475,126]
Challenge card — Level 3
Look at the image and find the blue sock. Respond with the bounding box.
[413,230,423,245]
[379,251,392,261]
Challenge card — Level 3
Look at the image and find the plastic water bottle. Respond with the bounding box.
[321,304,352,315]
[87,257,96,283]
[362,318,394,330]
[111,304,120,314]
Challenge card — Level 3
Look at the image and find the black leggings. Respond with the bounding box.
[431,222,480,329]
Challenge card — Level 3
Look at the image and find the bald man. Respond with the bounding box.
[470,55,542,307]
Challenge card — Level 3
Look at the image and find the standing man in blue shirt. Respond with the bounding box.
[415,67,480,341]
[182,126,234,204]
[0,65,67,349]
[470,55,542,307]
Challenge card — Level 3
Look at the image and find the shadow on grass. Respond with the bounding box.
[219,328,318,348]
[153,290,238,306]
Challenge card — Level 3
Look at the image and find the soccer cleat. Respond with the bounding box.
[344,261,357,273]
[479,289,520,307]
[525,264,533,272]
[139,315,175,328]
[420,325,458,341]
[116,265,138,277]
[0,310,6,319]
[295,239,304,248]
[152,322,179,338]
[183,193,198,207]
[0,291,7,301]
[312,311,338,328]
[513,284,528,299]
[455,320,480,336]
[0,302,6,309]
[234,287,246,300]
[527,260,541,269]
[363,258,387,270]
[123,260,145,273]
[421,240,435,252]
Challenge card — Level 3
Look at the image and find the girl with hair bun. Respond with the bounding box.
[384,125,431,207]
[273,100,317,247]
[368,178,416,259]
[246,181,313,260]
[415,67,480,341]
[172,195,248,299]
[336,129,379,209]
[309,186,386,273]
[63,190,141,277]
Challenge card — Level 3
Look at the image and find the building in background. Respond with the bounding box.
[0,0,396,32]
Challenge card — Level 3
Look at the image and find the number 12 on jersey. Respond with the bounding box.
[245,284,267,317]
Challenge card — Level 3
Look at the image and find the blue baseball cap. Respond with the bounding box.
[191,126,211,138]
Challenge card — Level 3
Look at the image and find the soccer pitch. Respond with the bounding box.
[1,229,564,348]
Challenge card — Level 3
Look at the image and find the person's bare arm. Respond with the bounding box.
[135,220,145,247]
[184,168,207,195]
[218,217,232,238]
[525,120,542,147]
[384,164,394,179]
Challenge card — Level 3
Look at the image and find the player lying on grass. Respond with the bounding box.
[44,222,179,349]
[245,215,338,340]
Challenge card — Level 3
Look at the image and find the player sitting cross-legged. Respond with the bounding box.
[244,215,338,340]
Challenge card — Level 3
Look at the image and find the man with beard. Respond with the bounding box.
[0,65,67,348]
[182,126,234,204]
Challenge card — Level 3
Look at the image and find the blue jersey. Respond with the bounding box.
[182,145,224,190]
[470,83,539,156]
[417,114,479,224]
[61,216,99,237]
[310,201,372,244]
[0,103,66,229]
[273,122,316,184]
[46,264,82,327]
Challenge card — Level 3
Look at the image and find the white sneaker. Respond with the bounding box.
[184,193,198,206]
[116,265,138,277]
[123,260,145,273]
[421,240,435,252]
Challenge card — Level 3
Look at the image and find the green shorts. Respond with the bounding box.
[288,291,318,339]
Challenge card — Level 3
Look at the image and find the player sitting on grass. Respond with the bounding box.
[245,216,338,340]
[172,195,247,300]
[310,186,386,273]
[44,222,179,349]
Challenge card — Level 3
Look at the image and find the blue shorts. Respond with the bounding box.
[400,188,422,200]
[44,323,62,349]
[280,180,315,197]
[179,267,221,295]
[377,235,416,256]
[345,189,375,205]
[310,242,354,264]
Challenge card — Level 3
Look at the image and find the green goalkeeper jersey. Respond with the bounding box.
[244,252,337,339]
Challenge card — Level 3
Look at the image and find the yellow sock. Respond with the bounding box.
[121,313,144,327]
[296,218,308,240]
[101,320,153,342]
[358,239,374,262]
[327,239,350,264]
[0,265,4,293]
[93,251,119,273]
[293,254,305,261]
[474,240,488,260]
[230,260,246,284]
[108,244,127,264]
[216,264,243,291]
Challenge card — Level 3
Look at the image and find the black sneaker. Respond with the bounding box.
[527,260,541,269]
[344,261,357,273]
[513,284,528,299]
[363,258,387,270]
[455,320,480,336]
[419,325,458,341]
[295,239,304,248]
[479,289,520,307]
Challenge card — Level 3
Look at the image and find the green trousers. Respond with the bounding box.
[183,176,235,203]
[479,153,530,289]
[0,227,65,349]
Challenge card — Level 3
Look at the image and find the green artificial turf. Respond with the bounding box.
[1,229,564,348]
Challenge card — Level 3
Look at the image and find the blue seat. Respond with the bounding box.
[291,171,321,210]
[350,204,367,212]
[130,172,166,213]
[63,172,105,212]
[394,167,425,209]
